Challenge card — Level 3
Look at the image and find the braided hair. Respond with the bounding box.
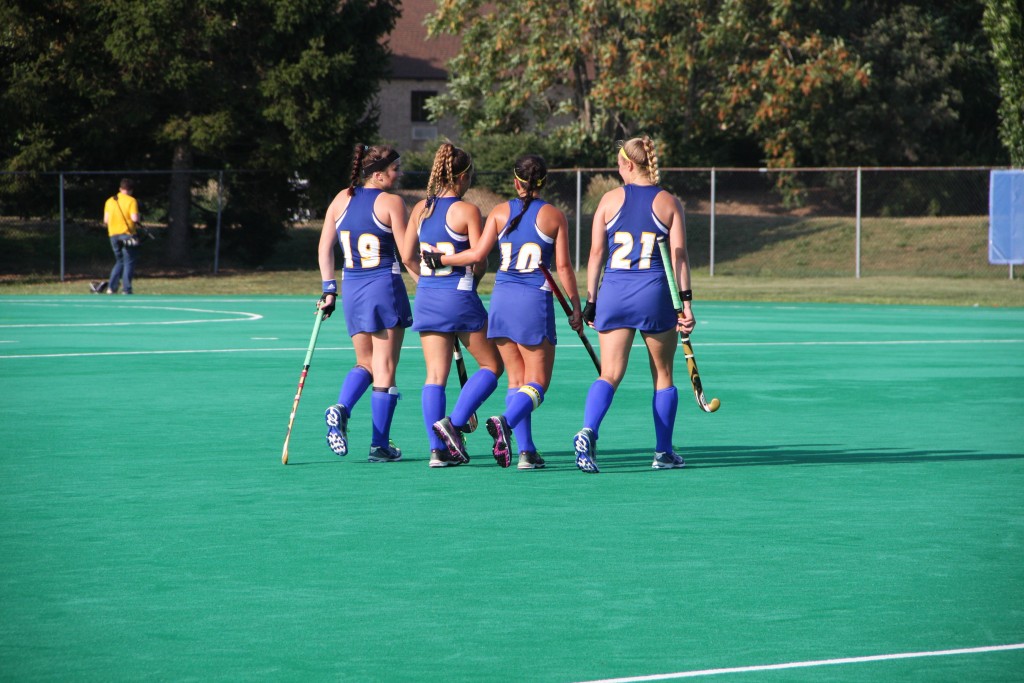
[504,154,547,235]
[420,142,473,228]
[621,136,661,185]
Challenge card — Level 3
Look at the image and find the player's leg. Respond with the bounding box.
[446,327,500,431]
[367,326,405,462]
[574,327,636,473]
[325,332,374,457]
[643,329,684,469]
[491,340,553,468]
[420,332,453,463]
[481,338,524,467]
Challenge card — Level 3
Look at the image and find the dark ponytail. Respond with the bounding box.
[504,154,548,235]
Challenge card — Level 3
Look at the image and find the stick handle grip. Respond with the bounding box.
[657,238,684,314]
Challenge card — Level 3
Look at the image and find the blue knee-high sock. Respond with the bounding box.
[338,366,373,416]
[371,387,399,448]
[652,386,678,453]
[422,384,446,450]
[583,378,616,437]
[505,382,543,429]
[506,388,536,453]
[450,368,498,429]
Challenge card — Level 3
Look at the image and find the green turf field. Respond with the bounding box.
[1,296,1022,682]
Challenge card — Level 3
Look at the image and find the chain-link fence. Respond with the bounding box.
[547,166,1007,279]
[0,166,1015,281]
[0,169,239,280]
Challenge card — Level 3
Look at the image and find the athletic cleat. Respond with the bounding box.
[368,440,402,463]
[429,448,464,468]
[432,416,470,465]
[652,450,686,469]
[485,415,514,468]
[325,404,349,457]
[573,428,599,473]
[517,450,546,470]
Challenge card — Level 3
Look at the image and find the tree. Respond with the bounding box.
[426,1,1002,172]
[1,0,399,264]
[983,0,1024,166]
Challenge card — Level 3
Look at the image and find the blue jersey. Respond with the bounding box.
[335,187,400,279]
[494,198,554,289]
[603,184,669,276]
[415,197,475,291]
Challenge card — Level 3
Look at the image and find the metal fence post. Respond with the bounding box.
[709,168,716,277]
[855,167,862,279]
[59,173,66,282]
[214,170,223,274]
[575,169,582,271]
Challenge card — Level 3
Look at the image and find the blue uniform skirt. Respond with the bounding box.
[594,270,677,334]
[342,271,413,335]
[412,287,488,333]
[487,281,557,346]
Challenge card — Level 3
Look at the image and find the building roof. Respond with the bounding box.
[388,0,460,80]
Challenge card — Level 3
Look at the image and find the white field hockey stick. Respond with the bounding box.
[656,237,720,413]
[282,308,326,464]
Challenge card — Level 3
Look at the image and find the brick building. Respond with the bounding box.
[377,0,461,149]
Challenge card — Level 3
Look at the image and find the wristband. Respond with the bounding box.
[322,279,338,294]
[679,289,693,302]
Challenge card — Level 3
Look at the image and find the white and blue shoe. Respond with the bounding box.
[652,451,686,469]
[573,428,599,473]
[325,404,349,457]
[368,440,402,463]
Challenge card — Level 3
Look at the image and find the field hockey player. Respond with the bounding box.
[572,136,695,473]
[400,142,503,468]
[318,144,412,463]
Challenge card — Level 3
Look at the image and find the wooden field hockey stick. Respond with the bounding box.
[452,337,478,433]
[282,308,326,464]
[656,238,720,413]
[539,264,601,373]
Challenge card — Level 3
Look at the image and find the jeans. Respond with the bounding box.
[109,235,139,294]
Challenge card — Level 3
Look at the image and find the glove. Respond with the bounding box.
[318,292,336,318]
[421,250,445,270]
[582,300,597,326]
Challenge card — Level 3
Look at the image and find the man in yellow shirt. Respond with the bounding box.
[103,178,141,294]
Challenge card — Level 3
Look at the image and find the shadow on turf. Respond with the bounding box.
[280,445,1024,471]
[576,444,1024,471]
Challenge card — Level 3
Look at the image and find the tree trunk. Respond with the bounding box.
[167,143,193,265]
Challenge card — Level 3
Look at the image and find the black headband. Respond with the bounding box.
[363,150,401,174]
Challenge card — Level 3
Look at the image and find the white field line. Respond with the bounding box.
[1,338,1023,360]
[571,642,1024,683]
[0,305,262,328]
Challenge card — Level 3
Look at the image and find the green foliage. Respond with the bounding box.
[426,1,1002,173]
[0,0,400,263]
[983,0,1024,166]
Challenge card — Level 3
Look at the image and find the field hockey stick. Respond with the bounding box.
[539,264,601,373]
[656,238,720,413]
[282,308,326,464]
[452,337,478,433]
